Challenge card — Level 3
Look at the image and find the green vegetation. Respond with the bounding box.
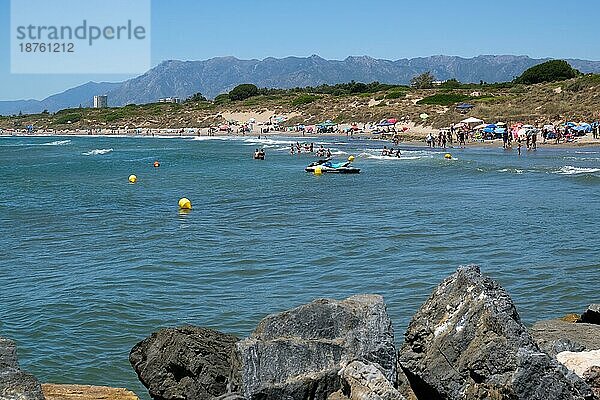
[229,84,260,101]
[54,113,81,124]
[214,93,231,105]
[186,92,207,102]
[416,93,471,106]
[292,94,319,106]
[385,91,406,100]
[411,72,435,89]
[514,60,579,84]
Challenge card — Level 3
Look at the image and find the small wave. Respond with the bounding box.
[498,168,526,174]
[40,140,71,146]
[83,148,113,156]
[554,166,600,175]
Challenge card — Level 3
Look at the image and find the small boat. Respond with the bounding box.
[305,159,360,174]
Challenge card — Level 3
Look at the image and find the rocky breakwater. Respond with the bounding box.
[130,265,597,400]
[0,336,44,400]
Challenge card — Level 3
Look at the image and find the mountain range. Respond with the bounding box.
[3,55,600,116]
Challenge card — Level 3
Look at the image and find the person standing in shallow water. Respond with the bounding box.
[531,130,537,150]
[517,137,522,156]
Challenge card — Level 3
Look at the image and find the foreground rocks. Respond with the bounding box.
[0,337,44,400]
[129,326,239,400]
[231,294,396,399]
[41,383,139,400]
[128,266,597,400]
[398,265,594,400]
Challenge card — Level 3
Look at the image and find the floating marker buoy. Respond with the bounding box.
[153,161,160,168]
[314,166,323,175]
[178,197,192,210]
[444,153,452,160]
[348,155,355,162]
[128,174,137,183]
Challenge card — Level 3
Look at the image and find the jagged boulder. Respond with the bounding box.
[580,305,600,325]
[398,265,594,400]
[0,337,44,400]
[129,326,239,400]
[232,295,396,400]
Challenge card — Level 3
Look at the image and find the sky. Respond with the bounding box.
[1,0,600,101]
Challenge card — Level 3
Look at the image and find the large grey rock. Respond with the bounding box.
[0,337,45,400]
[531,319,600,352]
[581,305,600,325]
[232,295,396,400]
[338,361,404,400]
[129,326,239,400]
[398,265,594,400]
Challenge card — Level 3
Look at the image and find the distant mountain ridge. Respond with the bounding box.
[2,55,600,116]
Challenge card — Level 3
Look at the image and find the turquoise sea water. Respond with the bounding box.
[1,135,599,396]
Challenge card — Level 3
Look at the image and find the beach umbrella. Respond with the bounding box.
[474,124,487,130]
[461,117,483,124]
[485,124,497,129]
[387,118,398,124]
[420,113,429,120]
[565,122,576,127]
[496,122,507,126]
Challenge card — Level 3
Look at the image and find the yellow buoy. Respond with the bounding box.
[444,153,452,160]
[178,197,192,210]
[314,166,323,175]
[128,174,137,183]
[348,155,355,162]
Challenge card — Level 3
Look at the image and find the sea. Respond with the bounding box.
[1,134,599,397]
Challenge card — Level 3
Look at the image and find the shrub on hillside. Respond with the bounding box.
[292,94,319,106]
[229,84,259,101]
[385,91,406,99]
[514,60,579,85]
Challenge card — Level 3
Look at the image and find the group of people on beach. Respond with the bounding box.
[426,130,466,149]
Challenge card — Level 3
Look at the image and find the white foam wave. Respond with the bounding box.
[554,166,600,175]
[40,140,71,146]
[498,168,525,174]
[83,148,113,156]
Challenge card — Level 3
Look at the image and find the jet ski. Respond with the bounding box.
[305,159,360,174]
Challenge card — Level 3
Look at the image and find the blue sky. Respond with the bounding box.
[1,0,600,101]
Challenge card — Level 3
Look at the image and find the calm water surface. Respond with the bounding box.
[1,135,599,396]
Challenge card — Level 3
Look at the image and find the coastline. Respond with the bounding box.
[2,129,600,150]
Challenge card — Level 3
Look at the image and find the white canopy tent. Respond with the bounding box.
[461,117,484,124]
